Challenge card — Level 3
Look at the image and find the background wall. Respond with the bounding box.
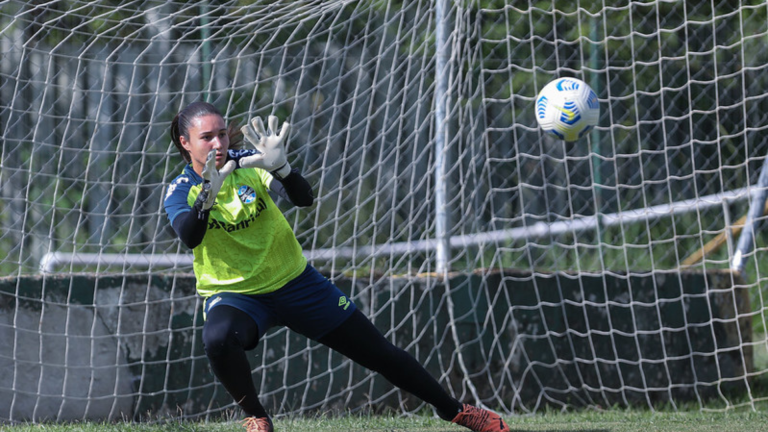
[0,269,750,421]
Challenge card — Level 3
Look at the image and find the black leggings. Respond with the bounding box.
[202,305,461,420]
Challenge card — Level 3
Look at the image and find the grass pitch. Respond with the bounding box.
[4,410,768,432]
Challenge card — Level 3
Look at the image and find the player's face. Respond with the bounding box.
[180,114,230,175]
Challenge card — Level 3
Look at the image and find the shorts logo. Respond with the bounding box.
[237,185,257,204]
[338,296,351,310]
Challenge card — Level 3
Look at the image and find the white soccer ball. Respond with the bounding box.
[535,77,600,142]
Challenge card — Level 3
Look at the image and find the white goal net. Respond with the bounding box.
[2,0,768,423]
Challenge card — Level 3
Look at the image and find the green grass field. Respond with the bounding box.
[5,410,768,432]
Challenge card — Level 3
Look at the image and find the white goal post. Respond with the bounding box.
[2,0,768,423]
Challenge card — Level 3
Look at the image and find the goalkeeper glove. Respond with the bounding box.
[193,149,236,216]
[238,115,292,179]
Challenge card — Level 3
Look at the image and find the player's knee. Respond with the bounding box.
[202,305,260,357]
[203,321,244,358]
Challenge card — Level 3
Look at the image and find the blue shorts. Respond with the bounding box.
[202,264,356,341]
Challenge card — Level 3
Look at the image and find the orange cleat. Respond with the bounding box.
[451,404,510,432]
[242,416,273,432]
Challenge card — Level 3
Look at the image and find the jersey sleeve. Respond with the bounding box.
[269,168,314,207]
[164,172,213,249]
[164,175,195,225]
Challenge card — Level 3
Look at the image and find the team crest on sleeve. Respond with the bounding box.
[237,185,257,204]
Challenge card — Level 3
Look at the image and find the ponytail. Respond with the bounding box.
[170,113,189,163]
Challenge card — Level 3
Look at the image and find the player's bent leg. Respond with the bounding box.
[451,404,510,432]
[318,310,510,432]
[317,309,463,420]
[203,305,270,419]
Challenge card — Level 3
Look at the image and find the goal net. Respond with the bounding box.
[2,0,768,422]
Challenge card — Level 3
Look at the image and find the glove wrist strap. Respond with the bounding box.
[271,162,292,180]
[194,183,213,215]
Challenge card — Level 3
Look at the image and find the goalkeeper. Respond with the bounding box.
[163,101,509,432]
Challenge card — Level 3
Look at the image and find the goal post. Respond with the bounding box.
[2,0,768,422]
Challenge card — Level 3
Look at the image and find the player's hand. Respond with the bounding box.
[239,115,292,179]
[196,149,236,212]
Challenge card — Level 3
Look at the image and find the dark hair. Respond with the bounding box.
[170,101,243,163]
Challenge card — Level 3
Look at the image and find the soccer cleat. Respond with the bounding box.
[242,417,274,432]
[451,404,509,432]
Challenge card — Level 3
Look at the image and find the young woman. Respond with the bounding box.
[163,101,509,432]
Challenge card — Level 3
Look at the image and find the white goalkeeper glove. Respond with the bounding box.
[194,149,236,213]
[239,115,292,179]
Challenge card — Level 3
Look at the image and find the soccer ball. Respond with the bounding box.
[535,77,600,142]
